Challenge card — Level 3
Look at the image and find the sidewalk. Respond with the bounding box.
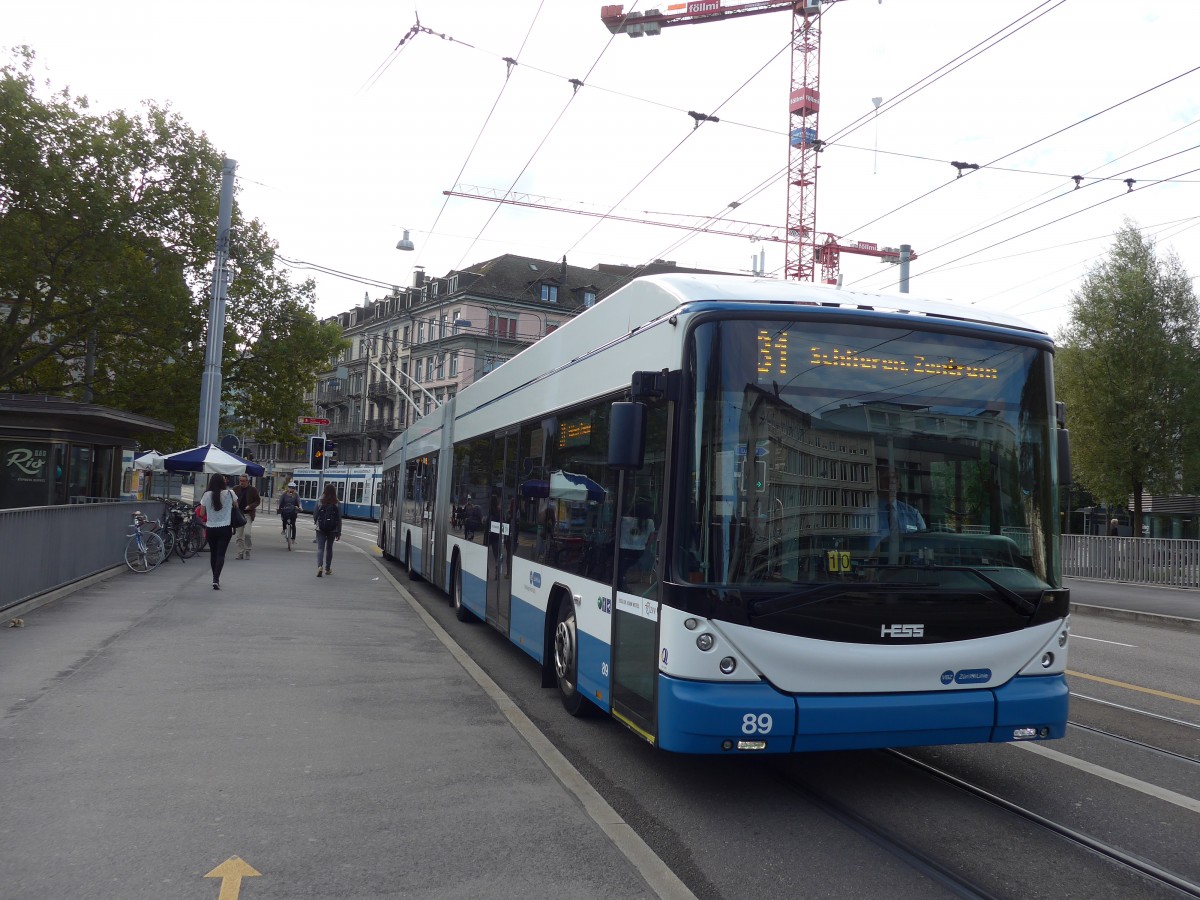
[0,524,688,899]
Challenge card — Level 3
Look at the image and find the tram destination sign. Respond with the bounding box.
[298,416,331,426]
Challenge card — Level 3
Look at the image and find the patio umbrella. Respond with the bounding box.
[550,470,606,502]
[132,450,167,471]
[161,443,265,477]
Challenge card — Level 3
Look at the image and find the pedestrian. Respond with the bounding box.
[1108,518,1120,537]
[234,473,261,559]
[199,472,237,590]
[314,483,342,577]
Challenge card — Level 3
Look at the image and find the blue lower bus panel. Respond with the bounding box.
[657,674,1069,754]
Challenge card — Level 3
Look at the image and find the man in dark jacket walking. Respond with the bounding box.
[234,474,262,559]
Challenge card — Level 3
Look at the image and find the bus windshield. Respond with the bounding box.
[681,319,1060,594]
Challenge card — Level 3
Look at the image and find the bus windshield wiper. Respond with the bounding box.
[924,565,1038,616]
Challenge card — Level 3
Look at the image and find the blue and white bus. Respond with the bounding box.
[293,466,382,521]
[379,273,1071,754]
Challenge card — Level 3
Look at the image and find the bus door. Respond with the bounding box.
[486,429,518,635]
[420,455,438,578]
[610,403,668,740]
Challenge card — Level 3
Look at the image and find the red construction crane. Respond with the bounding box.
[601,1,834,282]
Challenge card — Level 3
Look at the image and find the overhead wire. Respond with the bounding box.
[413,1,551,274]
[839,61,1200,242]
[455,0,623,269]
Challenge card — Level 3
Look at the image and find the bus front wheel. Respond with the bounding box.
[553,599,591,717]
[452,559,474,622]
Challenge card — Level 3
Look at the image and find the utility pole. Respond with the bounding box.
[899,244,911,294]
[197,158,238,445]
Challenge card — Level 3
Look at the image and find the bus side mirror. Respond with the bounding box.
[1057,428,1072,487]
[609,401,646,470]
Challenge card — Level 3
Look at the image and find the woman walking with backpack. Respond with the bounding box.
[314,483,342,577]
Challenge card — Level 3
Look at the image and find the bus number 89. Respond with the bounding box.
[742,713,773,735]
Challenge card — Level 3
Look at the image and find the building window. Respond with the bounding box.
[438,314,447,340]
[449,351,459,376]
[436,354,445,380]
[449,275,459,292]
[583,290,596,308]
[488,313,517,339]
[452,310,463,333]
[416,320,425,343]
[402,325,410,347]
[425,356,434,381]
[541,283,558,303]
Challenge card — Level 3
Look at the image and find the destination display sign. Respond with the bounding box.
[755,330,999,381]
[298,416,331,426]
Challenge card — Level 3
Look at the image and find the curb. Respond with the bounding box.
[1069,602,1200,632]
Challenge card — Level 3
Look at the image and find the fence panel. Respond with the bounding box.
[0,501,168,613]
[1062,534,1200,588]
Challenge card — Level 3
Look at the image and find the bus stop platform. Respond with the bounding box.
[0,526,687,899]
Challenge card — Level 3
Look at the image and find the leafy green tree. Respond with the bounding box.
[1055,220,1200,535]
[0,47,345,449]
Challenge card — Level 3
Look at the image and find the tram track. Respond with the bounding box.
[885,749,1200,899]
[767,745,1200,900]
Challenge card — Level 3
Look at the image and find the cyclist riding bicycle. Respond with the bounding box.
[278,482,301,541]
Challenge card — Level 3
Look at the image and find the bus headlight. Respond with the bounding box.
[1040,652,1054,668]
[1058,628,1069,648]
[684,618,699,630]
[696,633,715,651]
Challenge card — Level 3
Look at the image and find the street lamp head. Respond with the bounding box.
[396,229,415,252]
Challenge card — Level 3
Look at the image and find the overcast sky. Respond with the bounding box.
[5,1,1199,337]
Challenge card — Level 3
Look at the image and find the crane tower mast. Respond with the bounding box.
[601,1,832,282]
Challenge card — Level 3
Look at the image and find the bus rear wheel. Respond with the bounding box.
[553,599,591,717]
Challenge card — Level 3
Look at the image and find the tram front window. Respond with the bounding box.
[680,319,1060,636]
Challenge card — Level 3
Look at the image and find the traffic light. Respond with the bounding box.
[309,436,326,470]
[325,440,337,467]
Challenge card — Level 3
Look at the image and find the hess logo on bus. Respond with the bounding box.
[881,623,924,638]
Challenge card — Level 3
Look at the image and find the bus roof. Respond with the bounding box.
[615,273,1048,336]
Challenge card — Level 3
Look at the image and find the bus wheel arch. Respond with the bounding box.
[549,590,592,717]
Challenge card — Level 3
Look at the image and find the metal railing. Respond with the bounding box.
[1,500,168,613]
[1062,534,1200,588]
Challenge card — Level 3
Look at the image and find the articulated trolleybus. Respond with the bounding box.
[380,274,1072,754]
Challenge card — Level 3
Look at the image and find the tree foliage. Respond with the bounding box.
[1055,220,1200,533]
[0,48,345,449]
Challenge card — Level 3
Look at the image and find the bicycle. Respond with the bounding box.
[125,511,166,573]
[165,501,198,560]
[281,511,298,551]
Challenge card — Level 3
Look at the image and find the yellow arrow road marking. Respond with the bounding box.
[1067,670,1200,707]
[204,856,261,900]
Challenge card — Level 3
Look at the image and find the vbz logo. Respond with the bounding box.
[881,624,924,638]
[529,571,542,589]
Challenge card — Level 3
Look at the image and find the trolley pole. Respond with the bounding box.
[197,158,238,445]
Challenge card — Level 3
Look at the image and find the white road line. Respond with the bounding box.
[1072,635,1138,647]
[1011,741,1200,814]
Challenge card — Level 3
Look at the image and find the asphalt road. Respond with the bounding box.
[378,532,1200,900]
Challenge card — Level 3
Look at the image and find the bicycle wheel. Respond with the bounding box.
[158,523,175,559]
[177,526,197,559]
[125,532,165,572]
[142,531,166,570]
[189,519,208,553]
